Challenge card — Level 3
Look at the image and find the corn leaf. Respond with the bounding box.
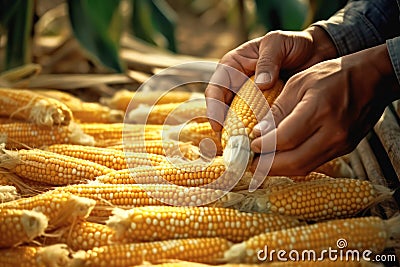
[67,0,124,73]
[131,0,177,52]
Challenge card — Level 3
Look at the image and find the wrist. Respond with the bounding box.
[305,26,338,61]
[368,44,400,100]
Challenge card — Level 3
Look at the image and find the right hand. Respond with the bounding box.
[205,26,338,131]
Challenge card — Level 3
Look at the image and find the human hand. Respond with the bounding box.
[205,26,338,131]
[250,44,400,177]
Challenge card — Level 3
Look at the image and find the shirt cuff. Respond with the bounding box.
[387,36,400,86]
[312,8,382,57]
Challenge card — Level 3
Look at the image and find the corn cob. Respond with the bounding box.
[232,172,331,192]
[55,183,243,220]
[45,221,115,251]
[107,206,303,243]
[315,156,354,178]
[35,89,124,123]
[224,215,400,263]
[221,78,283,178]
[0,88,73,126]
[0,122,95,149]
[110,140,199,161]
[235,178,390,221]
[0,185,19,202]
[0,209,48,248]
[79,123,166,147]
[100,89,201,111]
[71,237,232,266]
[45,144,169,170]
[0,191,95,229]
[127,100,207,125]
[0,147,112,185]
[0,244,73,267]
[168,122,223,156]
[96,157,237,189]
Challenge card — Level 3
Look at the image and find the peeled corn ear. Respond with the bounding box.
[224,215,400,263]
[221,77,283,177]
[0,88,73,126]
[0,244,73,267]
[0,191,96,229]
[0,209,48,248]
[0,122,95,149]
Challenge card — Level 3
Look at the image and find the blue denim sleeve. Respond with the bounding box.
[312,0,400,56]
[387,37,400,85]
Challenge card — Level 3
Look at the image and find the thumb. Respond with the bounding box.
[254,37,285,90]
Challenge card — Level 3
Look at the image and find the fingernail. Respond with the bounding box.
[255,72,271,84]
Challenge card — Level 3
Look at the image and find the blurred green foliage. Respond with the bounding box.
[0,0,346,73]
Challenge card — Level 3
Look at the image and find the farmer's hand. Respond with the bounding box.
[250,43,400,176]
[205,26,337,131]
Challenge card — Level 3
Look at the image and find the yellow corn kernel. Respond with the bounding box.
[0,191,95,229]
[0,88,73,126]
[224,216,399,263]
[0,148,112,185]
[71,237,232,267]
[107,206,303,243]
[0,122,94,149]
[0,209,48,248]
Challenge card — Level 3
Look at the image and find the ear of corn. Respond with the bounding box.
[127,100,207,125]
[45,221,115,251]
[100,89,200,111]
[0,122,95,149]
[235,178,391,221]
[0,191,95,229]
[45,144,169,170]
[0,88,73,126]
[96,157,237,189]
[106,206,303,243]
[111,139,200,161]
[0,147,112,185]
[221,78,283,179]
[78,123,167,147]
[0,209,48,248]
[0,185,19,202]
[0,244,73,267]
[224,215,400,263]
[56,183,244,221]
[167,122,223,157]
[71,237,232,267]
[35,89,124,123]
[315,156,354,178]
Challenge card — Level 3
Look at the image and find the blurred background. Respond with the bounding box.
[0,0,347,99]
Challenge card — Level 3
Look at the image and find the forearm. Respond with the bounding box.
[312,0,400,56]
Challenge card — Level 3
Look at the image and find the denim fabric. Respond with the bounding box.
[313,0,400,85]
[387,37,400,84]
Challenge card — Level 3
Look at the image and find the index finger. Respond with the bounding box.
[205,63,253,131]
